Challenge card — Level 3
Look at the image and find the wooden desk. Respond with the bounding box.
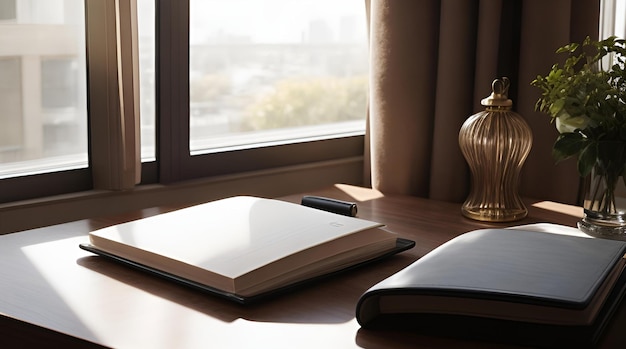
[1,184,624,348]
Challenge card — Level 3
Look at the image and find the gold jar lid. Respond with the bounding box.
[481,77,513,107]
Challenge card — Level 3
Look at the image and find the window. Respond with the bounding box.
[139,0,368,182]
[601,0,626,39]
[0,0,89,202]
[599,0,626,83]
[137,0,368,158]
[149,0,367,183]
[138,0,155,161]
[0,1,87,172]
[600,0,626,39]
[187,0,368,153]
[0,0,368,203]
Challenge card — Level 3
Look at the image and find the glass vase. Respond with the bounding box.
[578,162,626,240]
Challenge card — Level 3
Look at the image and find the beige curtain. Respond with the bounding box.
[365,0,600,205]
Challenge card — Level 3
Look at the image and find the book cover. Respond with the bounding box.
[356,228,626,347]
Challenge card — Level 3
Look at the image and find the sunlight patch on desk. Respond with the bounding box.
[334,184,384,202]
[531,201,583,218]
[217,319,360,348]
[19,235,364,348]
[20,236,229,348]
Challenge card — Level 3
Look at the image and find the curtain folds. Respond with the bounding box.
[365,0,600,205]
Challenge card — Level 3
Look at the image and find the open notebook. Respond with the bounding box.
[80,196,414,303]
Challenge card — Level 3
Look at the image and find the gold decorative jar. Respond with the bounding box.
[458,77,532,222]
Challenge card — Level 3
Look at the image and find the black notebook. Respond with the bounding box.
[356,228,626,348]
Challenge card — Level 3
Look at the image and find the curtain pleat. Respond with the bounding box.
[368,0,439,196]
[429,0,479,202]
[366,0,600,204]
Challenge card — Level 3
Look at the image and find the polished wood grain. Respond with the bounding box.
[0,184,623,348]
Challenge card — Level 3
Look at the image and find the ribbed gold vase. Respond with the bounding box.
[458,78,532,222]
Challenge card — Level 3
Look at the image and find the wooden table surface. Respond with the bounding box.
[1,184,624,348]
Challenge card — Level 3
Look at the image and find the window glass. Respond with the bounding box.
[41,58,79,108]
[602,0,626,39]
[187,0,368,153]
[0,0,17,21]
[616,0,626,38]
[137,0,155,161]
[0,58,22,156]
[0,0,87,178]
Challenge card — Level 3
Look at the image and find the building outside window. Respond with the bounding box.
[0,0,87,178]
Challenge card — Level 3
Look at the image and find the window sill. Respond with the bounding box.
[0,157,364,235]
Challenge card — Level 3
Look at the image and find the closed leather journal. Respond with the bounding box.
[356,228,626,348]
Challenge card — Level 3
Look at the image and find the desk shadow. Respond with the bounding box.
[76,253,414,325]
[354,328,514,349]
[354,296,626,349]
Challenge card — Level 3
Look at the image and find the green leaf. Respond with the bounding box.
[549,98,565,116]
[552,133,585,162]
[557,43,579,54]
[578,142,598,177]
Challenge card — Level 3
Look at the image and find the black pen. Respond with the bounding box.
[301,196,358,217]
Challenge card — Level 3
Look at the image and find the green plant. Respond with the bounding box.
[532,36,626,215]
[532,36,626,178]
